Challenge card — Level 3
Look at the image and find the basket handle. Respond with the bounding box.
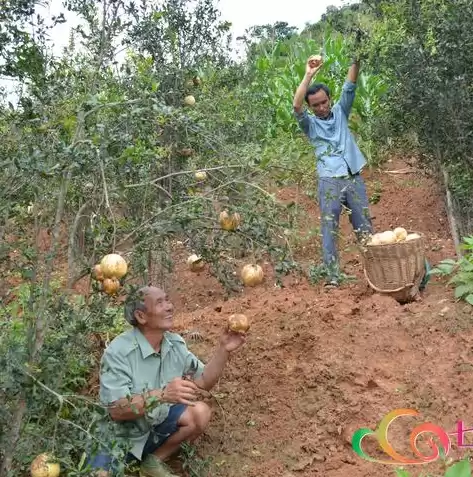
[363,268,414,293]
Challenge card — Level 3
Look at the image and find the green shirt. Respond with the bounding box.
[99,327,205,459]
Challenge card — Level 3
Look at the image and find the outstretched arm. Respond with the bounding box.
[339,59,361,118]
[293,55,323,114]
[347,58,360,84]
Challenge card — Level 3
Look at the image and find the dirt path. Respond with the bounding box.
[163,156,473,477]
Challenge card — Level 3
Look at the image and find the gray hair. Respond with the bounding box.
[124,287,148,326]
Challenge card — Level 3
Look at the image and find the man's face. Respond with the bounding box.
[308,89,331,119]
[137,286,174,331]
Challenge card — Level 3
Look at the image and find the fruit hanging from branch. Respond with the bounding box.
[195,170,207,182]
[241,264,264,287]
[228,313,250,334]
[179,148,194,157]
[187,254,205,272]
[103,277,120,295]
[219,210,241,231]
[30,453,60,477]
[92,264,104,281]
[184,95,196,106]
[100,253,128,279]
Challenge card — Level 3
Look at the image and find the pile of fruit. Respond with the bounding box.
[367,227,421,246]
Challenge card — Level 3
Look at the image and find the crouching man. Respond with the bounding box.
[88,285,246,477]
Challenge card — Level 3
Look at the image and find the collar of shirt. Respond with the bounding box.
[132,327,172,360]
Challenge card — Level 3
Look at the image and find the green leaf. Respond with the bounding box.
[445,459,471,477]
[395,470,410,477]
[454,284,473,299]
[466,294,473,306]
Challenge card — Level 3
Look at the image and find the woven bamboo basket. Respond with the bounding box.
[360,232,426,304]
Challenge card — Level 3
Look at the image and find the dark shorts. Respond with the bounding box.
[87,404,187,473]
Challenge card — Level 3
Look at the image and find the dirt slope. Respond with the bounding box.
[163,156,473,477]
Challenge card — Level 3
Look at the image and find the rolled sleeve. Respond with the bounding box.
[294,108,313,137]
[338,80,357,117]
[99,349,132,405]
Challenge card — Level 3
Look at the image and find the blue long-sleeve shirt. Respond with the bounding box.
[294,80,366,178]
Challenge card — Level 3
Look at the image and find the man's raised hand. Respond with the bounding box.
[306,55,323,77]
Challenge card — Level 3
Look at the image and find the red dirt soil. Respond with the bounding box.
[87,156,471,477]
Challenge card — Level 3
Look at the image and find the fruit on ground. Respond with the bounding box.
[100,253,128,279]
[219,210,241,231]
[187,254,205,272]
[30,454,60,477]
[228,314,250,333]
[241,264,264,286]
[103,277,120,295]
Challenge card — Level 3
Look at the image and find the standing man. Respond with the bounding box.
[293,54,373,288]
[87,285,246,477]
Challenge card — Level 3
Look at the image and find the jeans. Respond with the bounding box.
[318,174,373,278]
[86,404,187,475]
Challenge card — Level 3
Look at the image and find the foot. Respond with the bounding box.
[324,278,339,289]
[139,455,178,477]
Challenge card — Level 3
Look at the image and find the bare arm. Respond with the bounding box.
[293,73,316,114]
[293,55,323,113]
[194,346,230,391]
[347,59,360,83]
[108,389,164,421]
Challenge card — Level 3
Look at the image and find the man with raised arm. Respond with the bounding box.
[87,285,246,477]
[293,54,373,288]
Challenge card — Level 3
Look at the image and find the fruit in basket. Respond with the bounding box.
[367,233,381,245]
[378,231,397,244]
[394,227,408,241]
[405,233,421,241]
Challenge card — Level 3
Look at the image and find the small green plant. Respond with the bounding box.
[429,236,473,306]
[179,442,212,477]
[395,457,471,476]
[307,262,356,285]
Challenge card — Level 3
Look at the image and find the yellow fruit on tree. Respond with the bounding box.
[103,277,120,295]
[184,95,196,106]
[92,264,104,281]
[100,253,128,279]
[195,171,207,181]
[241,264,264,287]
[30,454,60,477]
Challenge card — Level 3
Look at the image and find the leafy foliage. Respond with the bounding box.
[429,236,473,306]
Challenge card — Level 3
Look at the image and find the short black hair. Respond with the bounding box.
[305,83,331,104]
